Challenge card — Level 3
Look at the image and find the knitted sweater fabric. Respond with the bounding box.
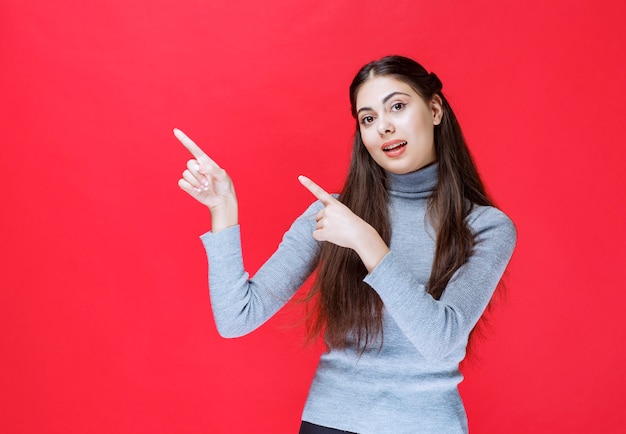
[200,163,517,433]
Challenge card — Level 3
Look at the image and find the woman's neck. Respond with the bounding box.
[386,162,438,199]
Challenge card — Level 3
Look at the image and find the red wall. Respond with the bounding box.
[1,0,625,432]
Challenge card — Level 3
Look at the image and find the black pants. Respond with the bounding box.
[299,421,357,434]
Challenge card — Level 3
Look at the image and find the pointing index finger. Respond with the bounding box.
[298,175,334,205]
[173,128,206,159]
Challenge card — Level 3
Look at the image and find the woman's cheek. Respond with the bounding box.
[362,130,378,153]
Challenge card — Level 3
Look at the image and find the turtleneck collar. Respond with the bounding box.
[386,162,438,199]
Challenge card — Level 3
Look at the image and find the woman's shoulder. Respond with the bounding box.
[286,199,329,234]
[467,205,517,242]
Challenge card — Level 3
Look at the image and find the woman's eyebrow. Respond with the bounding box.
[382,91,410,104]
[356,91,411,115]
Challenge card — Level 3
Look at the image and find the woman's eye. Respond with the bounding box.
[361,115,374,125]
[391,102,406,111]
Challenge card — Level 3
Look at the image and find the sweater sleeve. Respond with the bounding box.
[199,201,323,338]
[363,206,517,361]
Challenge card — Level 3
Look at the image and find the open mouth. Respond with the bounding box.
[383,141,407,153]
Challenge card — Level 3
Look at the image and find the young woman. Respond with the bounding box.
[176,55,516,434]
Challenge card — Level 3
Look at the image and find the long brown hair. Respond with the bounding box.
[306,55,494,352]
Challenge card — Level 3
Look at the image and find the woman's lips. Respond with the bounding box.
[381,140,407,157]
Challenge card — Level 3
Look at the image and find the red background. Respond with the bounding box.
[1,0,625,432]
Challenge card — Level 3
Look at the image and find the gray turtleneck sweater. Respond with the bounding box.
[200,163,516,433]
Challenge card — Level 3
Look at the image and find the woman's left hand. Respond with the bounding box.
[298,175,390,271]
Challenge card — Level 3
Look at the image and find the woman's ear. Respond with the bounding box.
[431,95,443,126]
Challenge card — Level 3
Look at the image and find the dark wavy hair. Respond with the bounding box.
[305,55,495,352]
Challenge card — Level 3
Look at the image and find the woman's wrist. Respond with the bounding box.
[355,225,390,273]
[209,195,239,233]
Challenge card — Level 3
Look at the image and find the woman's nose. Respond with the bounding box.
[377,116,395,136]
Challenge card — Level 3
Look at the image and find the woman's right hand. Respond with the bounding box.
[175,128,238,231]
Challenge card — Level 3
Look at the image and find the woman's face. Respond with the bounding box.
[355,75,442,174]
